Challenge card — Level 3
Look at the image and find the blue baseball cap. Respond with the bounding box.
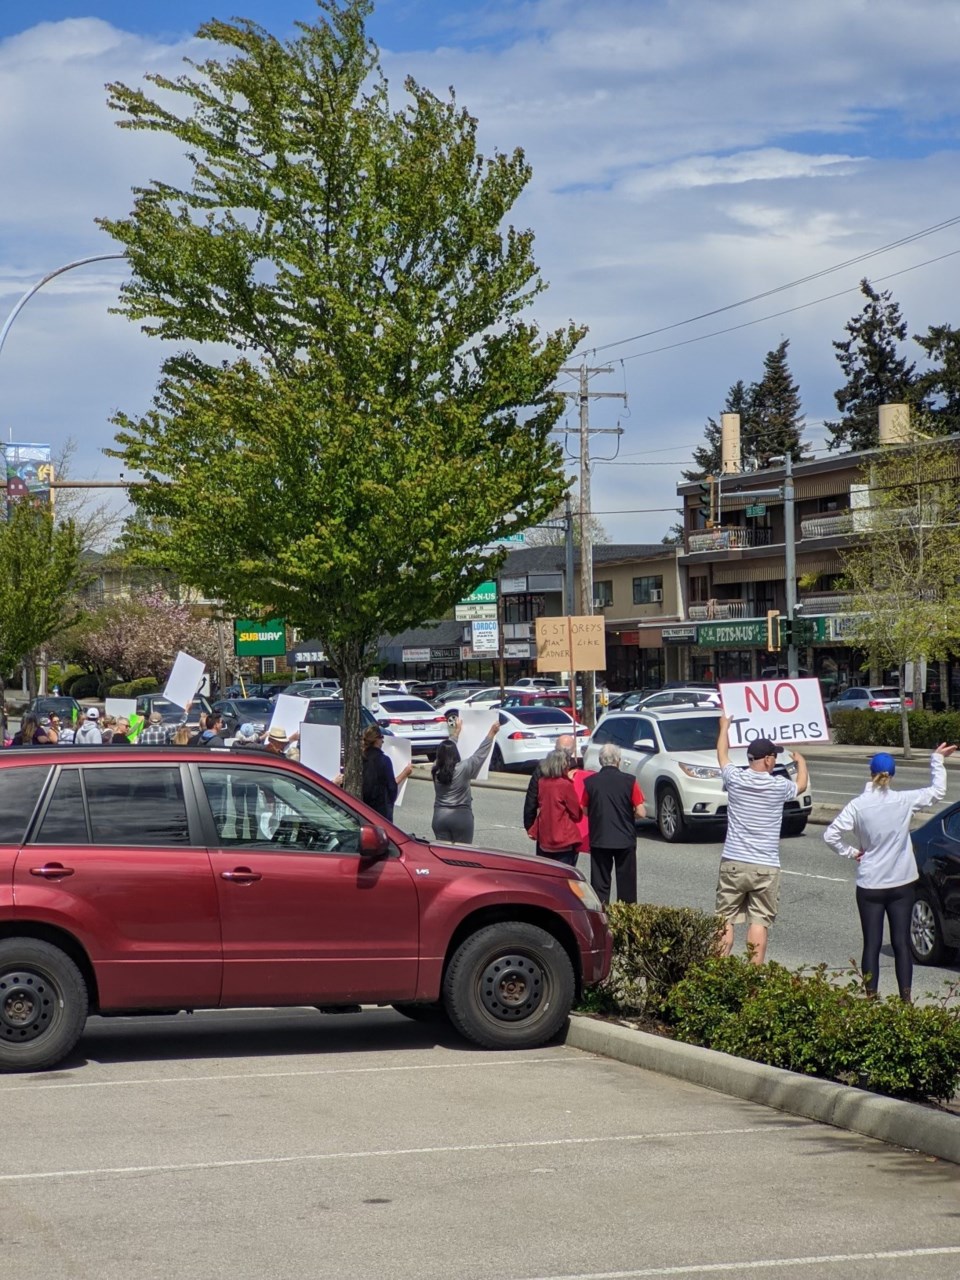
[869,752,896,776]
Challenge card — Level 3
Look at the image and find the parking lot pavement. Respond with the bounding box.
[2,1009,960,1280]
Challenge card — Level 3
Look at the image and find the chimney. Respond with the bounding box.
[721,413,741,473]
[878,403,911,445]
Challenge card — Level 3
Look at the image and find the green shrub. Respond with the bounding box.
[583,902,724,1016]
[665,958,960,1103]
[108,677,160,697]
[831,708,960,749]
[67,673,100,700]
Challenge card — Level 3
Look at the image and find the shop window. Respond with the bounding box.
[632,576,663,605]
[593,580,613,607]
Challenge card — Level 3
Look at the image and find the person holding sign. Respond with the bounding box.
[823,745,956,1001]
[431,717,499,844]
[715,714,808,964]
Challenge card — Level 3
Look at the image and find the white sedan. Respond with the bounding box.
[492,706,590,772]
[375,695,450,755]
[438,686,527,720]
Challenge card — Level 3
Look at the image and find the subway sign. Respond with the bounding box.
[234,618,287,656]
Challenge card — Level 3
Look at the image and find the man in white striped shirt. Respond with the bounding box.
[715,714,809,963]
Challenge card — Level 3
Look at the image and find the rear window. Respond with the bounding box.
[870,688,900,698]
[505,709,574,726]
[658,715,721,753]
[0,766,49,842]
[378,697,434,713]
[233,699,273,715]
[302,702,379,730]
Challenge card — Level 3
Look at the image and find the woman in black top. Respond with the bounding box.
[361,726,411,822]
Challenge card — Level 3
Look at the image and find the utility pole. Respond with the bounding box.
[558,363,626,729]
[784,454,798,679]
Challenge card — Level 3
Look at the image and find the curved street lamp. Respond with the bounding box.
[0,251,127,369]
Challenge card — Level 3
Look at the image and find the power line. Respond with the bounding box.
[571,214,960,361]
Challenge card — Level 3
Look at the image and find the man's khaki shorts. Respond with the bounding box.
[715,860,781,928]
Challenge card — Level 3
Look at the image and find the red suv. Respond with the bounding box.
[0,747,610,1071]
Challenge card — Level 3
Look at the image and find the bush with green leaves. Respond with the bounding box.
[831,709,960,748]
[579,902,724,1016]
[108,677,160,697]
[65,673,101,700]
[666,957,960,1103]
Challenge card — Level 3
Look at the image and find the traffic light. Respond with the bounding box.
[766,609,781,652]
[698,476,715,528]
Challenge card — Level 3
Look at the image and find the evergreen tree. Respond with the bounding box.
[914,323,960,436]
[826,279,918,451]
[746,339,807,468]
[682,380,749,481]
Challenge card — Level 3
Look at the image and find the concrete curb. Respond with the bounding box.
[566,1014,960,1164]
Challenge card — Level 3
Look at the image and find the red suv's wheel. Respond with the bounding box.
[0,939,89,1072]
[442,923,575,1050]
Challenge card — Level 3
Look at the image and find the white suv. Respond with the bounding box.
[583,707,813,843]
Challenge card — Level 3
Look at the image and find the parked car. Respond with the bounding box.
[432,682,488,707]
[285,679,341,698]
[374,695,449,755]
[492,706,590,772]
[438,686,527,720]
[0,744,611,1070]
[823,686,911,722]
[633,689,721,710]
[406,680,446,700]
[211,697,275,738]
[24,696,85,726]
[909,801,960,965]
[135,693,214,730]
[513,677,560,689]
[300,699,386,734]
[606,689,659,712]
[500,690,582,722]
[583,707,812,842]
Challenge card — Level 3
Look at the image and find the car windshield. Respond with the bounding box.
[658,714,721,753]
[32,698,77,715]
[231,699,273,715]
[147,699,189,722]
[302,701,379,729]
[507,708,574,726]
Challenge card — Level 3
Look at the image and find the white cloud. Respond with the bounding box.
[1,2,959,544]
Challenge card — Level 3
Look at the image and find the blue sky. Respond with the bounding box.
[2,0,960,543]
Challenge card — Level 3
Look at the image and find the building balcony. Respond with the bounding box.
[686,526,774,554]
[798,591,854,614]
[800,512,853,538]
[688,600,748,621]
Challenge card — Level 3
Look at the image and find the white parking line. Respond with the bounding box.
[0,1124,800,1183]
[520,1247,960,1278]
[780,869,848,883]
[0,1055,587,1093]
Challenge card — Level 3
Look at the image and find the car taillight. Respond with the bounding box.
[432,716,447,724]
[904,698,914,708]
[386,717,404,724]
[508,731,536,740]
[868,701,884,709]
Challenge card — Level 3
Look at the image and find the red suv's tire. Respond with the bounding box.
[0,939,89,1073]
[442,922,575,1050]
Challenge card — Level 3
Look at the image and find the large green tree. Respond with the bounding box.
[826,280,918,452]
[914,323,960,436]
[747,338,807,469]
[839,442,960,755]
[0,503,85,705]
[100,0,582,792]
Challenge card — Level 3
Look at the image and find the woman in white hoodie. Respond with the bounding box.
[824,744,956,1000]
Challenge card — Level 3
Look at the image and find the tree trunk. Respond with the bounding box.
[26,651,38,701]
[331,638,369,800]
[900,661,912,759]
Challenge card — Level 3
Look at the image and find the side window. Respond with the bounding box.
[0,766,49,843]
[84,767,190,845]
[943,810,960,842]
[608,718,639,749]
[35,769,88,844]
[591,722,612,746]
[634,718,656,746]
[199,767,362,855]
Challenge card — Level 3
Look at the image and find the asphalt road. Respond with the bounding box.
[394,774,960,999]
[4,1010,960,1280]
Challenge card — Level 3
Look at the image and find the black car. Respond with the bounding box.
[909,802,960,964]
[212,697,275,737]
[301,699,385,733]
[135,693,214,730]
[24,696,85,726]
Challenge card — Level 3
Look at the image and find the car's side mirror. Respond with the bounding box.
[359,824,390,858]
[633,738,656,753]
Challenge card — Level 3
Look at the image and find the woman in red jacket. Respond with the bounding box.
[534,749,583,866]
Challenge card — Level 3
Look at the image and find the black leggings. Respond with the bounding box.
[855,882,914,995]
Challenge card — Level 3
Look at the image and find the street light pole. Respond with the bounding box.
[784,454,799,678]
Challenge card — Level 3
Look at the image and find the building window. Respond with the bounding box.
[632,575,664,605]
[689,576,708,604]
[593,580,613,607]
[262,658,277,674]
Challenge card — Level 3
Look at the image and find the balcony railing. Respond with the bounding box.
[798,592,854,614]
[686,527,773,553]
[688,600,748,621]
[800,513,853,538]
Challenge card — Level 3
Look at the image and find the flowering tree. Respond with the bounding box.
[65,591,220,685]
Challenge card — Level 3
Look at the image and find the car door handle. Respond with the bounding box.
[220,867,262,883]
[30,863,75,879]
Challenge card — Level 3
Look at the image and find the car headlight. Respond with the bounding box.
[784,761,798,777]
[569,878,603,912]
[678,763,722,780]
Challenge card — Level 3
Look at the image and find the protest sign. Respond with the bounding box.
[269,693,308,738]
[457,707,499,781]
[163,652,205,710]
[382,737,413,806]
[719,678,828,747]
[298,722,341,780]
[105,698,137,721]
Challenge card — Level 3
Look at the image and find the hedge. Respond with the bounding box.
[65,673,100,700]
[831,708,960,748]
[107,677,160,697]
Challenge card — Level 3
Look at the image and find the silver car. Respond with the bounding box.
[823,686,911,721]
